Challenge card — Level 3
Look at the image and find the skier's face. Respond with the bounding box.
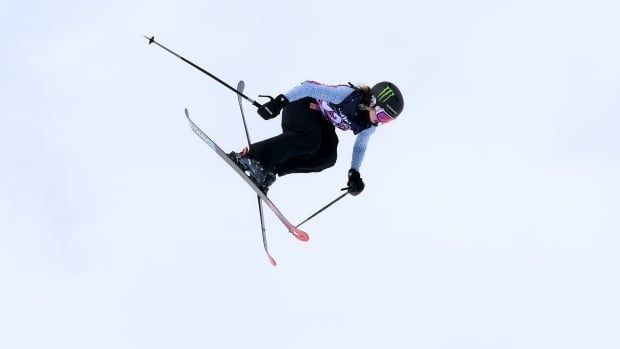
[368,95,396,125]
[375,106,396,124]
[368,105,395,125]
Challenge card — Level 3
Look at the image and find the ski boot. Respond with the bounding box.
[228,147,276,192]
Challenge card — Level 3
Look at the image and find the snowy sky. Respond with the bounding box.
[1,0,619,348]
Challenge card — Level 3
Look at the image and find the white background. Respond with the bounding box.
[1,0,619,348]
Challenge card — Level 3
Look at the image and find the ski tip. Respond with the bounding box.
[291,228,309,242]
[268,255,277,266]
[184,108,190,117]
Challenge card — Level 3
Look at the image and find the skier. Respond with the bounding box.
[230,81,404,194]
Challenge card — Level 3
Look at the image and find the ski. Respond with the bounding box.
[184,108,310,244]
[235,80,275,266]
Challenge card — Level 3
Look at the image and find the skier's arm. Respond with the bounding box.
[350,126,376,171]
[346,127,375,196]
[285,81,354,104]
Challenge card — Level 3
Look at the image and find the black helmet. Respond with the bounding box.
[371,81,404,118]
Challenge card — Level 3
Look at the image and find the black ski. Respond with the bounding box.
[235,80,274,266]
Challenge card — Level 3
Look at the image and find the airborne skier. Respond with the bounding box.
[145,35,405,264]
[230,81,405,193]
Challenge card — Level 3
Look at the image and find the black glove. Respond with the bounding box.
[346,169,365,196]
[257,94,289,120]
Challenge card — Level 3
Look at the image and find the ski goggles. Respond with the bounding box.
[375,105,396,124]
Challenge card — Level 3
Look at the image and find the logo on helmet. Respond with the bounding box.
[385,105,397,116]
[377,86,396,103]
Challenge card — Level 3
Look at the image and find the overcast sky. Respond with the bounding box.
[1,0,619,348]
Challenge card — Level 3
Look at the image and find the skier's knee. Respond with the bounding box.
[320,152,337,170]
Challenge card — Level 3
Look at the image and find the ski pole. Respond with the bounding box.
[144,35,262,109]
[296,192,349,228]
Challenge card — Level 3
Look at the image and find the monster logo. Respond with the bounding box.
[377,86,396,103]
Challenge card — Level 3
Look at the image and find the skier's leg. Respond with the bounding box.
[276,119,339,175]
[248,98,323,171]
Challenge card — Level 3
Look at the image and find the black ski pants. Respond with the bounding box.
[248,97,339,176]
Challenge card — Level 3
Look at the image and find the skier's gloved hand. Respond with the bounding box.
[257,94,289,120]
[346,169,365,196]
